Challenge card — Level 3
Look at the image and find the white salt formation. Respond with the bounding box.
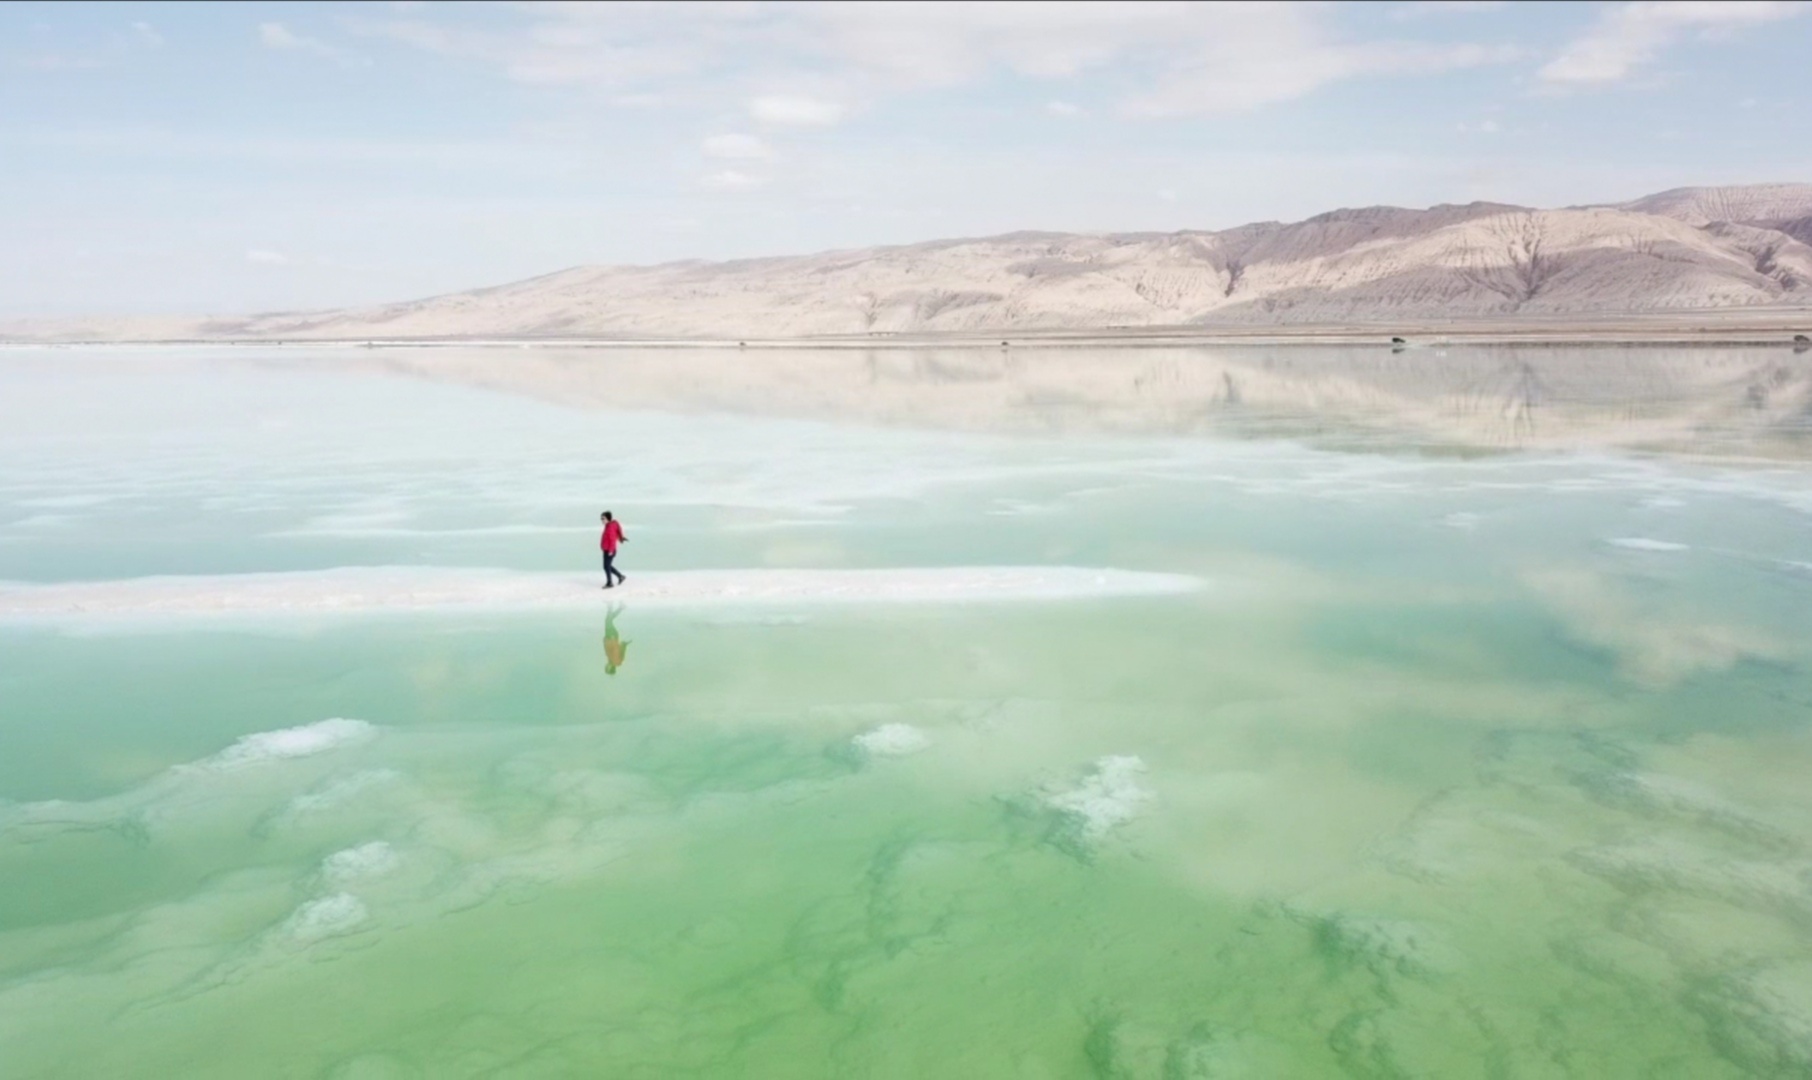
[853,723,930,757]
[0,566,1202,626]
[1047,755,1152,839]
[200,719,376,769]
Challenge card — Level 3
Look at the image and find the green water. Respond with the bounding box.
[4,347,1812,1077]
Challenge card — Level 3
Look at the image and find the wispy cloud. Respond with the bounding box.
[700,169,765,192]
[259,22,369,68]
[749,93,848,128]
[1391,1,1509,18]
[16,52,106,73]
[245,249,290,266]
[1126,38,1519,116]
[11,19,167,71]
[343,9,705,87]
[701,133,775,160]
[1046,99,1085,117]
[1539,1,1807,88]
[15,128,543,171]
[348,2,1516,119]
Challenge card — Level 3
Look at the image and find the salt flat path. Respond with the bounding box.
[0,565,1200,625]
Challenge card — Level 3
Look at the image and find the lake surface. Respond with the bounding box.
[3,343,1812,1078]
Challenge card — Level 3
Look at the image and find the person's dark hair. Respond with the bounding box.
[602,511,613,521]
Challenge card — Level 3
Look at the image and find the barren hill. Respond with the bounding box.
[1611,183,1812,227]
[12,183,1812,342]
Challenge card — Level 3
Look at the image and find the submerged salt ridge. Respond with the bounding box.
[0,565,1201,623]
[852,722,930,757]
[0,718,381,836]
[1046,755,1151,840]
[199,718,375,770]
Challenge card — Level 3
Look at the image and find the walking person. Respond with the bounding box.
[600,510,627,589]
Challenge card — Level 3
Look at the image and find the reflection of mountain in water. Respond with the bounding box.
[361,344,1812,460]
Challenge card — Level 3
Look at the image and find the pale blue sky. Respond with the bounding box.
[3,1,1809,315]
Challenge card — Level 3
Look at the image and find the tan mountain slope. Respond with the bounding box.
[1612,183,1812,227]
[10,184,1812,341]
[1611,183,1812,256]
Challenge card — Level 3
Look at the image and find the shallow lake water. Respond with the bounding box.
[3,344,1812,1078]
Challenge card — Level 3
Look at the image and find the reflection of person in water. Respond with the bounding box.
[602,604,630,675]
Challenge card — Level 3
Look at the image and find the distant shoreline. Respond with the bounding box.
[3,317,1809,351]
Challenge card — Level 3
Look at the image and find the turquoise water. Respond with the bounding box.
[3,347,1812,1077]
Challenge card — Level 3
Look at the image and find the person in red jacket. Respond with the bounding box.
[599,510,627,589]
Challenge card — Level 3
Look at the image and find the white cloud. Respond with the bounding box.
[18,52,106,72]
[1127,22,1519,118]
[259,22,368,67]
[344,10,705,87]
[701,133,774,160]
[13,19,167,70]
[792,1,1160,85]
[1539,1,1806,88]
[700,170,765,191]
[351,3,1513,120]
[245,249,290,265]
[749,94,848,128]
[1391,1,1508,18]
[258,22,313,51]
[1046,99,1084,117]
[797,2,1514,112]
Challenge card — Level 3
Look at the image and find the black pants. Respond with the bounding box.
[602,550,624,585]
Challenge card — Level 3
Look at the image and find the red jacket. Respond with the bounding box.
[601,520,624,554]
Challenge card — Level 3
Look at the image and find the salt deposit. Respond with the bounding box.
[199,719,375,769]
[321,842,400,886]
[282,893,370,943]
[1046,755,1151,839]
[1607,537,1690,552]
[0,566,1202,626]
[852,723,930,757]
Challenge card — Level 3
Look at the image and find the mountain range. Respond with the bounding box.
[11,183,1812,341]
